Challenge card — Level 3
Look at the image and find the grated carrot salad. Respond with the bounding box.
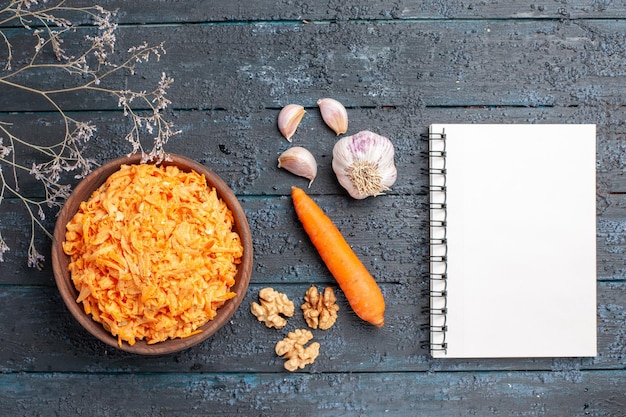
[62,163,244,347]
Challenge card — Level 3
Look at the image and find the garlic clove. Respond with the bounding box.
[278,146,318,187]
[317,98,348,135]
[332,130,397,199]
[277,104,306,142]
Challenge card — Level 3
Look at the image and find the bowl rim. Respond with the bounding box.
[51,153,253,355]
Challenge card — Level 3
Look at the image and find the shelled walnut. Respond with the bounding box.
[275,329,320,372]
[250,288,295,329]
[301,286,339,330]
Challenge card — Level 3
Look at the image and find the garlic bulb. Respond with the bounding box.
[278,104,306,141]
[278,146,317,187]
[317,98,348,135]
[332,130,397,199]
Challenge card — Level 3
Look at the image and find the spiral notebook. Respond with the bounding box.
[427,124,597,358]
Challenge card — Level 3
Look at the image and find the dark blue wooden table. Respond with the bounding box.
[1,1,625,415]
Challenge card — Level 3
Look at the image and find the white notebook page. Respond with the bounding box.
[430,124,597,358]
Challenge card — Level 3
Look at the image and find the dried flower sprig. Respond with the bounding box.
[0,1,181,268]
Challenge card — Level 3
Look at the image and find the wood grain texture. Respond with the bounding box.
[1,104,625,197]
[1,1,625,415]
[3,192,626,287]
[1,370,624,416]
[8,0,623,24]
[2,19,626,112]
[1,279,626,374]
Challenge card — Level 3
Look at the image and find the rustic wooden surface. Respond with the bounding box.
[1,1,625,416]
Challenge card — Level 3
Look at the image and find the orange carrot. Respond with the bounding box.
[291,186,385,327]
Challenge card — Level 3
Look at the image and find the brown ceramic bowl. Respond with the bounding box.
[51,154,253,355]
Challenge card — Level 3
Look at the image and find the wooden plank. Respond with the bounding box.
[0,280,623,373]
[597,195,626,282]
[1,106,428,198]
[3,191,625,286]
[1,104,624,199]
[2,19,626,111]
[0,199,55,284]
[7,0,624,25]
[0,193,427,285]
[1,369,624,416]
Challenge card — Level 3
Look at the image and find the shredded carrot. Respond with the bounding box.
[62,163,243,346]
[291,186,385,327]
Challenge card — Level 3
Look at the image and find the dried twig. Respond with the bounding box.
[0,0,181,268]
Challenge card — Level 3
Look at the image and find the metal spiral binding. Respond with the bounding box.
[424,129,448,355]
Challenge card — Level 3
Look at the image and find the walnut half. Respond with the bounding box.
[301,286,339,330]
[275,329,320,372]
[250,288,295,329]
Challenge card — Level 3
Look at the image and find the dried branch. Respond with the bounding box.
[0,0,181,268]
